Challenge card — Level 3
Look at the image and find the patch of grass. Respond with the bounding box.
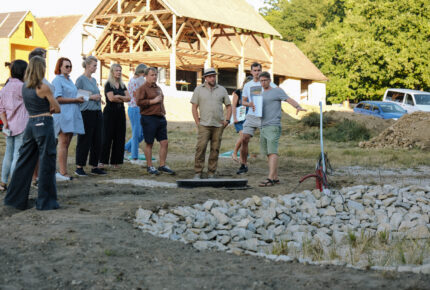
[104,249,116,256]
[271,240,289,256]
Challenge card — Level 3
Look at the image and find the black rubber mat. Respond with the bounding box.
[176,178,248,188]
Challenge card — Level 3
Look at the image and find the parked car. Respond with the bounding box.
[354,101,407,120]
[383,88,430,113]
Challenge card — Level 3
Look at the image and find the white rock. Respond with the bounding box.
[136,208,152,223]
[324,206,336,216]
[312,189,322,199]
[239,238,259,252]
[406,225,430,239]
[419,264,430,274]
[193,241,215,251]
[216,235,231,245]
[237,218,251,228]
[320,196,331,208]
[203,200,215,211]
[252,195,262,206]
[383,197,397,207]
[211,208,230,225]
[347,200,364,211]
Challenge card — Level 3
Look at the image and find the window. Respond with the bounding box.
[356,103,363,109]
[363,103,371,110]
[373,105,380,112]
[25,21,33,39]
[405,94,414,105]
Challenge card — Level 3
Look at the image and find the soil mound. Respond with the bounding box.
[359,111,430,150]
[324,111,394,135]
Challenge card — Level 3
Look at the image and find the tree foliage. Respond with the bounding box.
[263,0,430,103]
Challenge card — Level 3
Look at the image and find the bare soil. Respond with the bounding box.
[1,120,430,289]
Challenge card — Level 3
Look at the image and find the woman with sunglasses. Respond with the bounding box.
[52,57,85,180]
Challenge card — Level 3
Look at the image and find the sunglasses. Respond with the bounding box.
[64,65,72,69]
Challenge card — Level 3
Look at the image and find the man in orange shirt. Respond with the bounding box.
[135,67,175,175]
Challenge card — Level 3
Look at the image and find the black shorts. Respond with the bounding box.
[141,115,168,144]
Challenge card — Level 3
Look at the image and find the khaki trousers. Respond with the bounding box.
[194,125,224,174]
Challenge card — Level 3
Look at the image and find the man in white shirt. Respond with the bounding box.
[237,62,276,175]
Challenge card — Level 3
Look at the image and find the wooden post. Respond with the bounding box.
[237,33,245,88]
[146,0,150,11]
[204,26,212,69]
[269,36,274,76]
[169,14,177,90]
[117,0,122,14]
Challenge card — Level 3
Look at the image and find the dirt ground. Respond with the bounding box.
[1,119,430,289]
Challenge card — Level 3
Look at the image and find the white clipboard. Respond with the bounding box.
[77,89,91,101]
[236,106,246,122]
[247,95,263,117]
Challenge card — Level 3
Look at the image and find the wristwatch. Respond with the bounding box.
[225,120,230,124]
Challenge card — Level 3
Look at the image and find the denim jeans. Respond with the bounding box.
[124,106,144,159]
[4,116,59,210]
[1,132,24,183]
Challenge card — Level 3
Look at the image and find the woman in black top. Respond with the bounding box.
[4,56,61,211]
[231,76,252,163]
[99,64,130,168]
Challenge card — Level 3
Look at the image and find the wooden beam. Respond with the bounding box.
[186,20,207,50]
[170,14,177,89]
[95,9,170,19]
[152,13,172,44]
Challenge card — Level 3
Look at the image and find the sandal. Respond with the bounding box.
[259,178,275,187]
[0,182,7,191]
[273,179,280,185]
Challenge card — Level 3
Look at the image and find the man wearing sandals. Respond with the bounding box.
[258,72,306,187]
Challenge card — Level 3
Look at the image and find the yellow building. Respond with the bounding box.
[0,11,49,84]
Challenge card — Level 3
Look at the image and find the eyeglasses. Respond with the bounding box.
[64,65,72,69]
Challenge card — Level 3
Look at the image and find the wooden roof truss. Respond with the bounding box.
[88,0,274,71]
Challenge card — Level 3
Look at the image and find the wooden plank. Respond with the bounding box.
[152,13,172,44]
[95,9,170,19]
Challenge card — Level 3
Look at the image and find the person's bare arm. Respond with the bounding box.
[223,104,232,127]
[38,83,61,113]
[120,90,131,102]
[242,96,255,112]
[57,96,84,104]
[231,92,239,123]
[285,98,307,115]
[191,103,200,126]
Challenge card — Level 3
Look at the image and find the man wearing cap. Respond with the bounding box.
[191,68,232,179]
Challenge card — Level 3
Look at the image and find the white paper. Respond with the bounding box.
[236,106,246,122]
[247,95,263,117]
[77,89,91,101]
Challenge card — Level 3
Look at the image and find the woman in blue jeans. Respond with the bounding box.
[124,64,146,161]
[4,56,61,210]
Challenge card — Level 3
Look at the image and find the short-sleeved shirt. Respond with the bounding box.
[191,83,230,127]
[242,80,277,116]
[75,75,102,111]
[128,76,145,108]
[261,87,289,127]
[104,82,127,109]
[52,74,85,135]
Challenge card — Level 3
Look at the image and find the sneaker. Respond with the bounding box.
[91,168,107,175]
[208,173,216,179]
[147,166,160,175]
[236,164,248,174]
[193,174,201,180]
[56,172,73,181]
[158,165,175,175]
[74,168,88,177]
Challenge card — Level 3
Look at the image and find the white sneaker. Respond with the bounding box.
[56,172,72,181]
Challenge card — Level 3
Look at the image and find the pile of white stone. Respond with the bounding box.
[135,184,430,273]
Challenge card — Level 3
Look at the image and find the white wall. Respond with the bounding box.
[308,82,326,106]
[279,78,301,102]
[46,17,103,85]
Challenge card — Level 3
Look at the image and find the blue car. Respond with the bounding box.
[353,101,407,120]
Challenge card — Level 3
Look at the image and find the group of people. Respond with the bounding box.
[1,50,303,211]
[191,62,305,186]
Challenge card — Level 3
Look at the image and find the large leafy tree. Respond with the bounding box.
[263,0,430,104]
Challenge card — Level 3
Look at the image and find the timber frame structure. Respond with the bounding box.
[86,0,281,87]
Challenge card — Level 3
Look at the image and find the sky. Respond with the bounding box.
[3,0,267,17]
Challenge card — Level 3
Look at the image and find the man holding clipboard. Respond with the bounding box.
[237,62,276,175]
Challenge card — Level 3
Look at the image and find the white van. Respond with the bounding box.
[383,88,430,113]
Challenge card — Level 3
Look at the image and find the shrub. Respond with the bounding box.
[301,112,332,128]
[324,120,371,142]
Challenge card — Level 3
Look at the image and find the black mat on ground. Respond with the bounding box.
[176,179,248,188]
